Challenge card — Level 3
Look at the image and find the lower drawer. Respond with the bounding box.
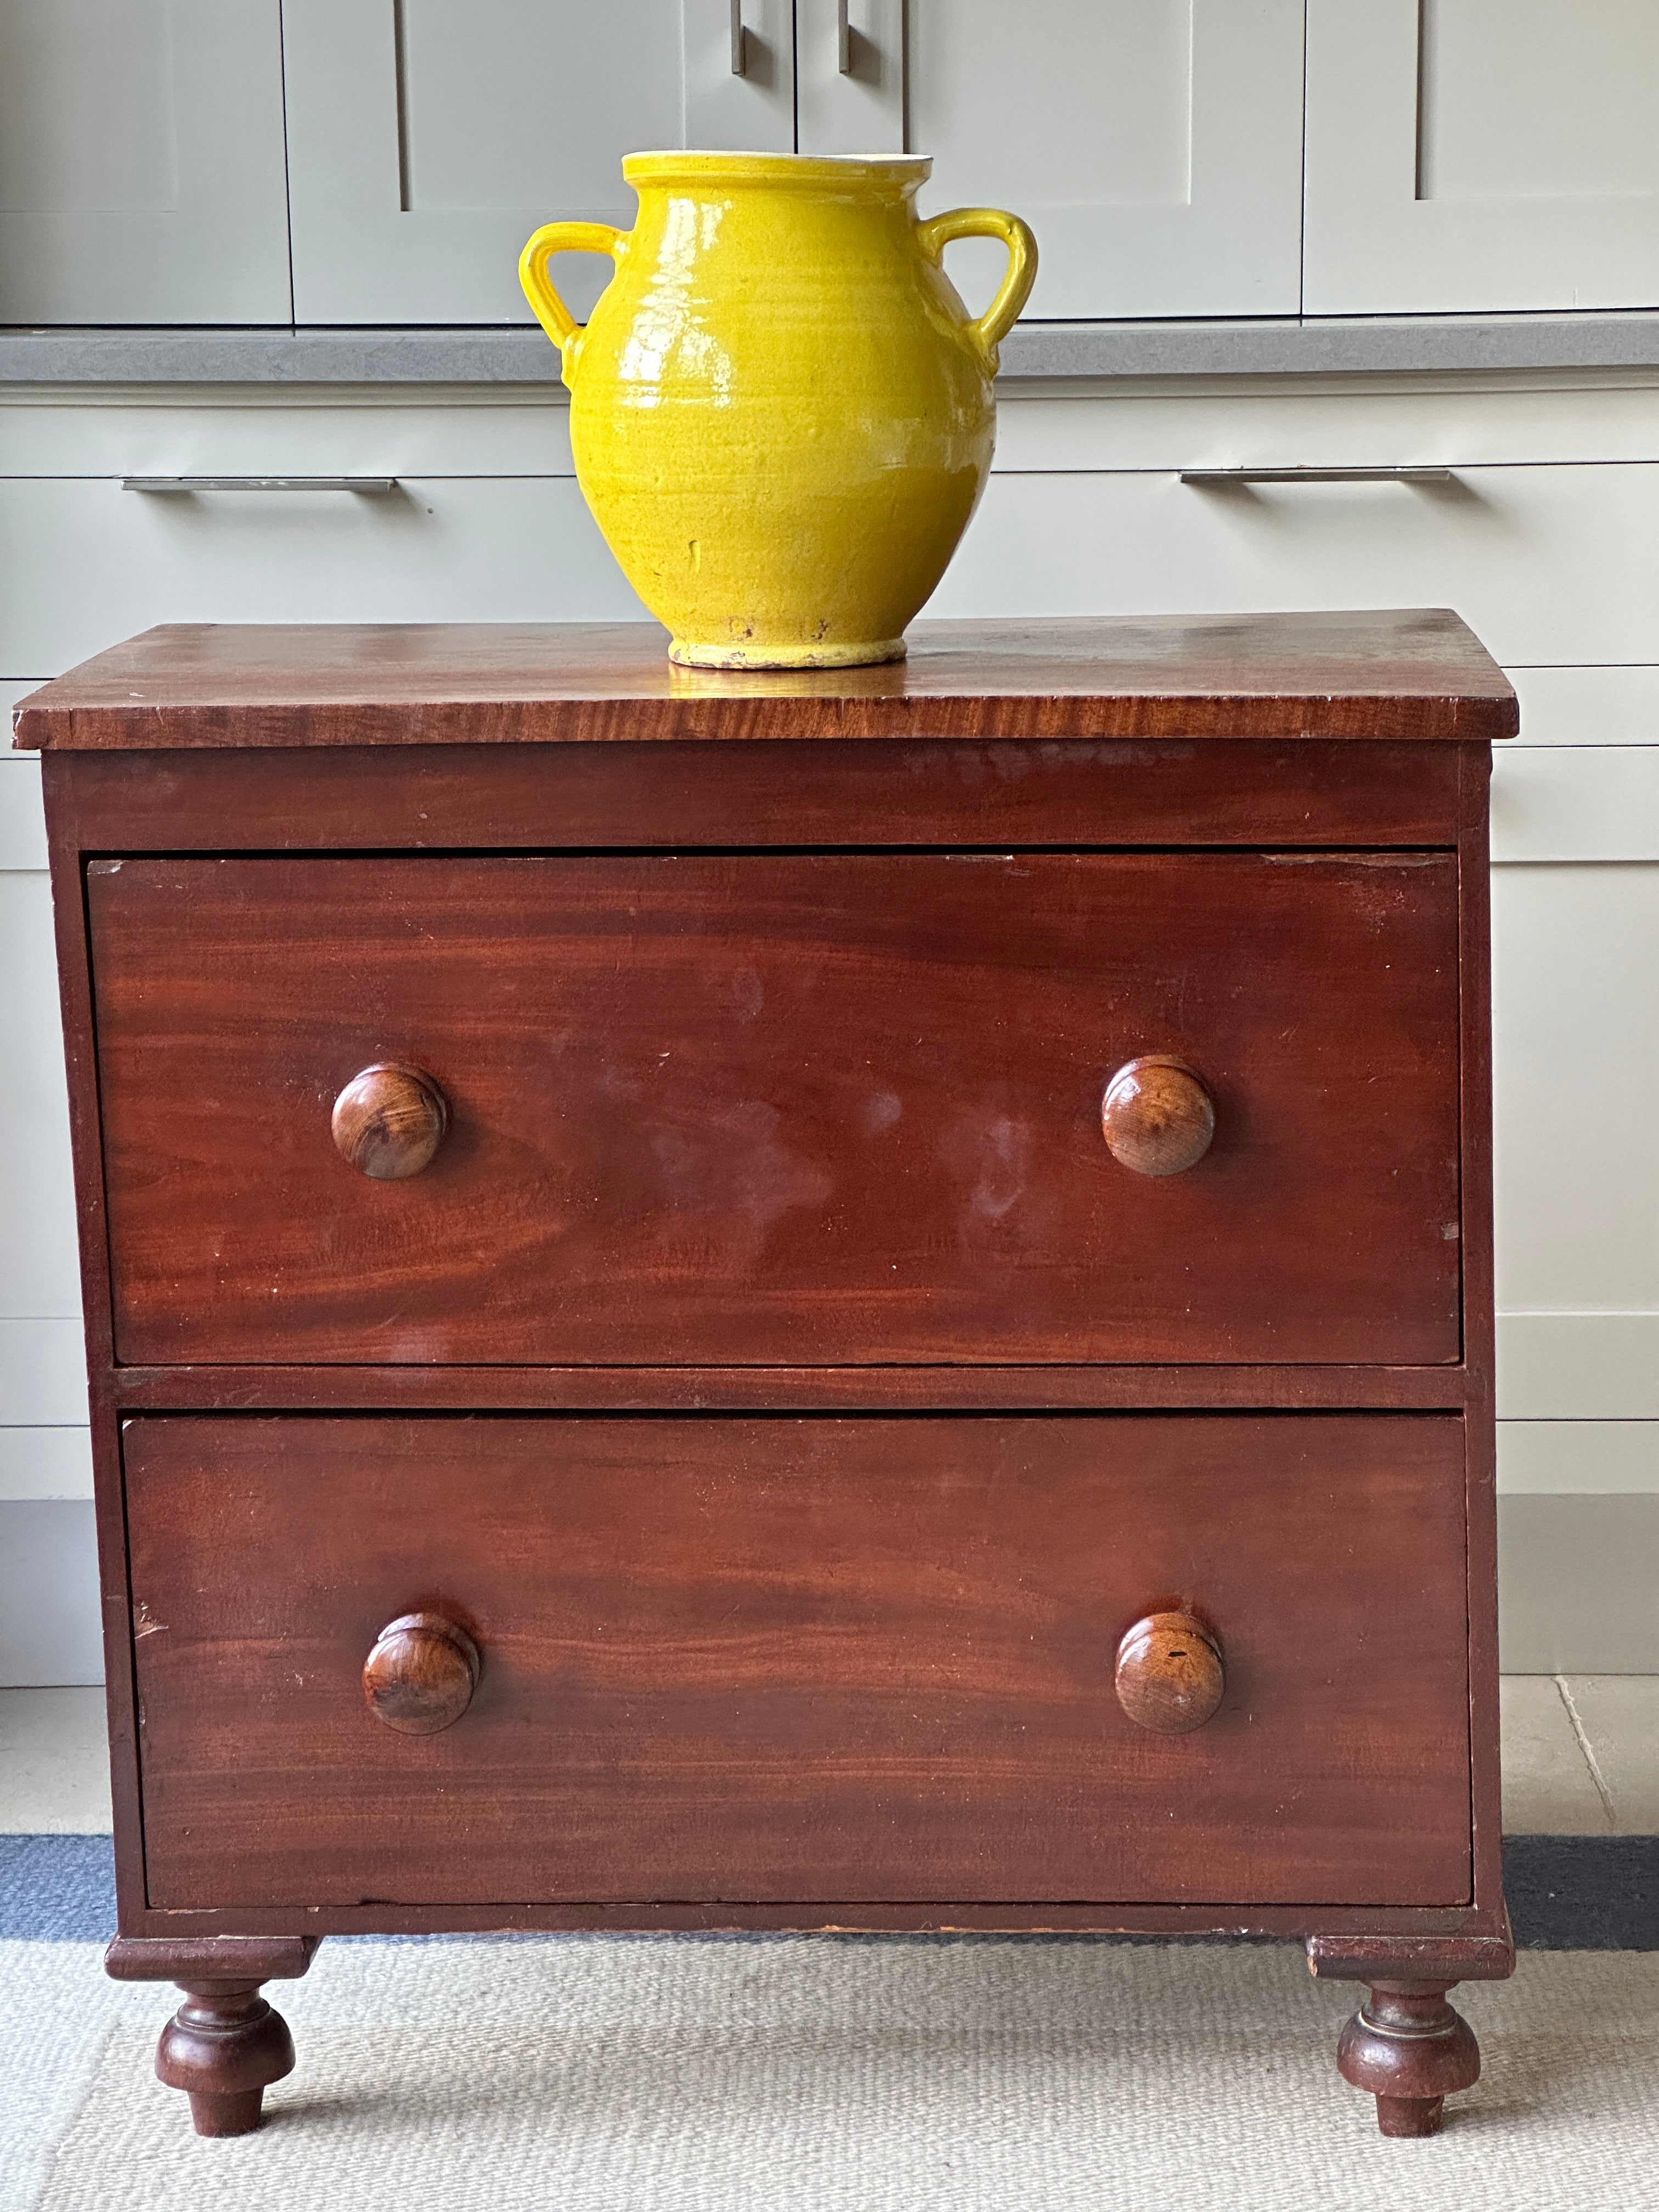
[125,1412,1471,1911]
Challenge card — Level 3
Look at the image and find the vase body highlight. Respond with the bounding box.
[520,154,1036,668]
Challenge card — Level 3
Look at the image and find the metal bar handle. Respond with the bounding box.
[121,476,398,493]
[839,0,853,72]
[1180,466,1455,486]
[731,0,746,74]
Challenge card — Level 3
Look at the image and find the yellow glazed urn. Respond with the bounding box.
[519,153,1036,668]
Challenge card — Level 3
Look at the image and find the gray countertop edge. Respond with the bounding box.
[9,315,1659,387]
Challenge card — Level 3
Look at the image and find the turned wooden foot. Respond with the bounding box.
[1336,1983,1480,2137]
[1307,1931,1513,2140]
[105,1936,320,2137]
[157,1980,297,2136]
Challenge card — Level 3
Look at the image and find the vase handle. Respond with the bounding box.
[518,222,628,389]
[916,207,1038,376]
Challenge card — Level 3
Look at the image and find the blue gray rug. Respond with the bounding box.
[3,1822,1659,1946]
[4,1833,1655,1946]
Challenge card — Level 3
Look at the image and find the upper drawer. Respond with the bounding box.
[88,851,1463,1369]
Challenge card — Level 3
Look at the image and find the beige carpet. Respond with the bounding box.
[7,1937,1658,2211]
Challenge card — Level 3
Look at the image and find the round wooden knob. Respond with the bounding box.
[331,1064,448,1180]
[1115,1611,1224,1734]
[1101,1056,1215,1177]
[362,1612,481,1735]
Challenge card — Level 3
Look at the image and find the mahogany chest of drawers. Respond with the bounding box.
[16,610,1517,2140]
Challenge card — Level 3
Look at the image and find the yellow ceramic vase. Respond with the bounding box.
[519,153,1036,669]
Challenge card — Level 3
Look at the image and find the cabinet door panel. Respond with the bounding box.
[794,0,904,156]
[900,0,1305,319]
[685,0,796,154]
[1306,0,1659,312]
[0,0,290,323]
[283,0,704,325]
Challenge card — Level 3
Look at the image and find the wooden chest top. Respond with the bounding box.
[14,608,1517,749]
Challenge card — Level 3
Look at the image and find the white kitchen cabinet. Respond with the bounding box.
[1492,748,1659,864]
[0,0,291,324]
[0,687,79,1344]
[698,0,798,153]
[0,1430,92,1503]
[1305,0,1659,313]
[0,477,643,678]
[1492,864,1659,1315]
[0,683,87,1566]
[283,0,1308,328]
[989,378,1659,474]
[794,0,905,158]
[896,0,1307,319]
[281,0,794,326]
[13,1,1659,331]
[933,464,1659,668]
[0,713,100,1656]
[0,873,79,1323]
[1505,667,1659,748]
[0,394,574,479]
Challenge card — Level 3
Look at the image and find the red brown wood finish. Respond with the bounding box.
[17,612,1513,2140]
[13,610,1518,749]
[105,1937,318,2138]
[88,851,1462,1369]
[330,1064,450,1181]
[126,1412,1470,1912]
[107,1361,1476,1414]
[1099,1058,1217,1179]
[361,1612,481,1735]
[1114,1610,1227,1733]
[39,737,1468,853]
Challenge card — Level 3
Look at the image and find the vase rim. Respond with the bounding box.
[623,151,933,191]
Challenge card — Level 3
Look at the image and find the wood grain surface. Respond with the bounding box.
[1114,1611,1227,1733]
[330,1063,449,1181]
[88,850,1464,1368]
[14,610,1518,749]
[105,1361,1478,1415]
[126,1412,1472,1912]
[361,1612,481,1735]
[1099,1057,1217,1177]
[42,738,1469,855]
